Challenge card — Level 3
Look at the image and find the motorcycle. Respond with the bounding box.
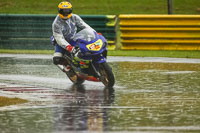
[57,28,115,88]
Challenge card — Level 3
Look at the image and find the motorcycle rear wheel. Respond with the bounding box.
[66,70,85,84]
[99,62,115,88]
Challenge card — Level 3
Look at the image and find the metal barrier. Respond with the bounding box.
[119,15,200,50]
[0,14,117,50]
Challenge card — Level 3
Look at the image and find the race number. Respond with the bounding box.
[86,39,103,51]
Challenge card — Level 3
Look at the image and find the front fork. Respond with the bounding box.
[91,54,107,79]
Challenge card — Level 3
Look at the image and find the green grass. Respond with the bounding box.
[0,49,54,54]
[1,49,200,59]
[108,50,200,58]
[0,0,200,15]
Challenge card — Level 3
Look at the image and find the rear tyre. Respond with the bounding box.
[99,62,115,88]
[66,69,85,84]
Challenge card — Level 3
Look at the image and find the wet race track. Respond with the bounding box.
[0,54,200,133]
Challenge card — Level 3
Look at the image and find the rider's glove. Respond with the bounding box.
[66,45,74,53]
[67,44,81,57]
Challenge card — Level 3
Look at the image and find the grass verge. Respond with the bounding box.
[0,96,28,107]
[1,0,200,14]
[0,49,200,58]
[0,49,54,54]
[108,50,200,58]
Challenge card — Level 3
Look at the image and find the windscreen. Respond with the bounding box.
[72,28,96,42]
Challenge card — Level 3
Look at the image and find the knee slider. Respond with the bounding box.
[53,56,63,65]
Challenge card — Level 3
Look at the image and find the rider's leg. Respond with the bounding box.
[53,44,65,65]
[53,44,71,72]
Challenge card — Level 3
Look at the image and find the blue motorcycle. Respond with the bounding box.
[63,28,115,88]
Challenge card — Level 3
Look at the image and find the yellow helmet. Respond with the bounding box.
[58,1,72,19]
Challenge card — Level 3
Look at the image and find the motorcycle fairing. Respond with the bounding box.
[78,32,107,55]
[70,31,108,80]
[86,39,103,51]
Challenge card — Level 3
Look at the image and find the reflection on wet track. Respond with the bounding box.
[0,54,200,133]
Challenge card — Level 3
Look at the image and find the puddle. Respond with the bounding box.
[0,54,200,133]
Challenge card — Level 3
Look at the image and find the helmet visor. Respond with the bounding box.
[59,8,72,16]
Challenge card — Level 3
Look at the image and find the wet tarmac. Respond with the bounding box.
[0,54,200,133]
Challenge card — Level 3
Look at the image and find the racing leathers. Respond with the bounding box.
[52,14,94,65]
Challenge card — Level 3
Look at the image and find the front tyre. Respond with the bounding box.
[99,62,115,88]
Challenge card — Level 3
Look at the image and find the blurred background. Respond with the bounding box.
[0,0,200,56]
[0,0,200,15]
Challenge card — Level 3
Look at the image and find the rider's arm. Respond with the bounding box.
[73,14,94,30]
[52,19,70,49]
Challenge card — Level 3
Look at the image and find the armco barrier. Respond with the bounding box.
[119,15,200,50]
[0,14,117,50]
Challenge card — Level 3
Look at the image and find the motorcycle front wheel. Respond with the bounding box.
[99,62,115,88]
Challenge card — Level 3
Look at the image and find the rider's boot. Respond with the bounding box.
[63,65,71,72]
[57,64,75,77]
[53,55,76,77]
[62,61,76,77]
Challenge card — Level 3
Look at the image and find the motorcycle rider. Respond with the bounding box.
[51,1,94,73]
